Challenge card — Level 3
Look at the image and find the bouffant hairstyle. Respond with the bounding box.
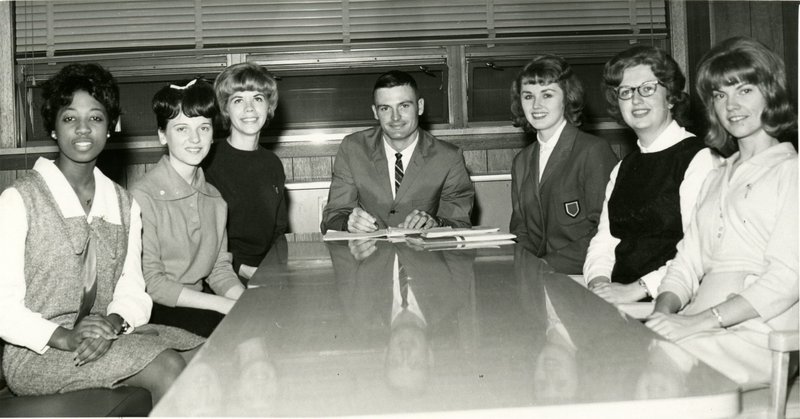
[510,55,585,132]
[695,36,796,156]
[214,62,278,129]
[152,78,217,131]
[602,45,689,127]
[41,63,121,134]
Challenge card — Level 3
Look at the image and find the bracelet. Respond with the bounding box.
[710,306,725,328]
[638,278,651,297]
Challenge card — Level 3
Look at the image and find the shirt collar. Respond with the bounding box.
[726,142,797,168]
[637,120,694,153]
[147,155,220,201]
[33,157,121,224]
[383,131,419,158]
[537,119,567,150]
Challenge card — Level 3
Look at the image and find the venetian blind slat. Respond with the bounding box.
[201,0,343,46]
[15,0,668,57]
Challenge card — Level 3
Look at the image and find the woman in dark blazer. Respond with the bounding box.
[509,55,618,274]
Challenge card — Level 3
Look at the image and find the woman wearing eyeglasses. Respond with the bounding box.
[583,45,719,304]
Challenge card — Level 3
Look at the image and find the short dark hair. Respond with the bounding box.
[696,36,797,156]
[214,62,278,129]
[510,55,585,132]
[41,63,121,134]
[152,78,217,131]
[373,70,419,97]
[602,44,689,126]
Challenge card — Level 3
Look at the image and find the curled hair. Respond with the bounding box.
[152,78,217,131]
[373,70,419,97]
[602,45,689,126]
[41,63,121,134]
[695,36,797,155]
[214,62,278,129]
[510,55,585,132]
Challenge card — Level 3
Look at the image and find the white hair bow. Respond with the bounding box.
[170,79,197,90]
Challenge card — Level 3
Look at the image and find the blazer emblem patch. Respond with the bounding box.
[564,200,580,218]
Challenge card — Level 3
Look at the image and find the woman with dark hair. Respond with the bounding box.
[0,63,202,402]
[204,62,287,282]
[131,79,245,337]
[509,55,617,274]
[646,37,797,386]
[584,45,719,303]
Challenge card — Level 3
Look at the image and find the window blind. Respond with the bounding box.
[493,0,666,37]
[15,0,667,58]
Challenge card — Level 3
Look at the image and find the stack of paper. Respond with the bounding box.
[322,227,422,241]
[322,226,452,241]
[405,227,516,250]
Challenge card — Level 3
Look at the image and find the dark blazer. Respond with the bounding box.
[321,127,474,232]
[509,123,617,274]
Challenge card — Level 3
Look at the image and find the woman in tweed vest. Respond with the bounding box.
[0,63,203,404]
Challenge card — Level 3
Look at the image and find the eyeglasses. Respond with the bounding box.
[614,81,664,100]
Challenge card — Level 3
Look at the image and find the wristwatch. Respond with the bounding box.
[117,320,132,335]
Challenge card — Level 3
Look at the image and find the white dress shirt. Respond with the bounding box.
[0,158,151,354]
[391,254,427,325]
[583,121,721,295]
[383,132,419,199]
[537,119,567,180]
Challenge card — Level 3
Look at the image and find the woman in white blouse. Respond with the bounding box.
[0,63,202,403]
[646,37,797,386]
[583,45,718,303]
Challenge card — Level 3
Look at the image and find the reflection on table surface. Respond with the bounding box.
[152,240,739,418]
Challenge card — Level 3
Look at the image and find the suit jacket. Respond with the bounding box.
[328,241,472,341]
[510,123,617,274]
[321,127,474,232]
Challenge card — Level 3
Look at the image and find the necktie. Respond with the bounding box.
[74,234,97,326]
[399,261,409,309]
[394,152,404,194]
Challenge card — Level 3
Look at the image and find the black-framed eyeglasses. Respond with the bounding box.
[614,80,664,100]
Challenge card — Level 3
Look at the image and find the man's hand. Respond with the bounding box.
[399,210,438,230]
[348,208,378,233]
[348,239,378,261]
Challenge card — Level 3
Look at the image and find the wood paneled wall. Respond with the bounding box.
[686,1,798,100]
[0,128,636,193]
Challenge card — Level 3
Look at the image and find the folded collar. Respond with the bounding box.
[144,155,221,201]
[33,157,121,224]
[726,142,797,168]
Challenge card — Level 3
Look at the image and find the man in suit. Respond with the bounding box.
[321,70,474,233]
[327,240,473,394]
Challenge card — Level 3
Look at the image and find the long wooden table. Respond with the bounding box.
[151,240,739,418]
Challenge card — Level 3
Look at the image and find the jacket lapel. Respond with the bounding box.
[539,123,577,188]
[369,130,394,204]
[531,141,542,192]
[394,130,429,203]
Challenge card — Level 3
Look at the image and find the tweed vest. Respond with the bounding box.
[608,137,705,284]
[15,172,131,328]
